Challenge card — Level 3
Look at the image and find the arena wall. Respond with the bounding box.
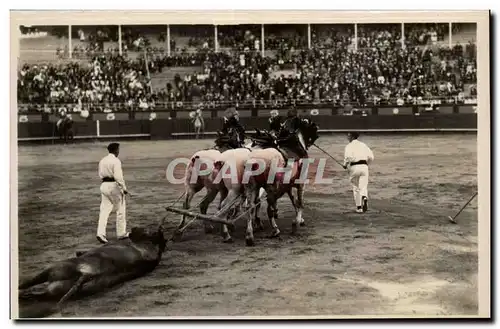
[17,106,477,142]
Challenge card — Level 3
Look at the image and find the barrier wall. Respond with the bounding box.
[17,103,478,140]
[18,112,477,141]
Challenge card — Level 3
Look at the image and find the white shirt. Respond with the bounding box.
[98,154,127,191]
[343,139,374,167]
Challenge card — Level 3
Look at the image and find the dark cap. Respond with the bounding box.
[107,142,120,153]
[348,132,360,139]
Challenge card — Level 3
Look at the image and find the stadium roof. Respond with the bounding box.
[10,10,487,26]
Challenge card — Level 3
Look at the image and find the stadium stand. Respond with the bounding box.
[17,23,477,114]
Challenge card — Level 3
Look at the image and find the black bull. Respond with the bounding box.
[18,224,167,318]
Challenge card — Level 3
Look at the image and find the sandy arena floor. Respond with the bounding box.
[16,134,478,318]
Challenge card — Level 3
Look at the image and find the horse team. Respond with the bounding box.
[180,116,320,246]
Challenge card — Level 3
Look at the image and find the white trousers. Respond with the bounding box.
[98,182,127,237]
[348,164,369,207]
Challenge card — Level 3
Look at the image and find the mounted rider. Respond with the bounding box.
[221,107,246,148]
[276,107,320,160]
[300,117,319,148]
[268,109,283,137]
[275,108,307,160]
[56,108,74,141]
[280,107,302,137]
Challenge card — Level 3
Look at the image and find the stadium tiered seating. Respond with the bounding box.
[17,23,477,113]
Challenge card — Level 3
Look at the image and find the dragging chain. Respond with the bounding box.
[162,187,270,245]
[158,191,186,227]
[228,191,269,225]
[163,190,244,245]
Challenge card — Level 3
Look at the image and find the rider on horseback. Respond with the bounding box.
[275,107,320,160]
[222,107,246,149]
[268,109,283,137]
[56,109,74,142]
[280,108,302,137]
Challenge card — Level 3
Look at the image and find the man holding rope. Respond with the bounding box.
[342,132,374,213]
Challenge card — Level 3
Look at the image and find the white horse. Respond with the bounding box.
[177,133,236,238]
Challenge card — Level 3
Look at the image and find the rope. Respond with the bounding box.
[313,143,345,168]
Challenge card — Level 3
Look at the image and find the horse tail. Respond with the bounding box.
[214,160,224,171]
[190,155,200,165]
[184,155,201,186]
[212,160,225,179]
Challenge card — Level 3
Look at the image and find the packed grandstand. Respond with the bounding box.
[17,23,477,114]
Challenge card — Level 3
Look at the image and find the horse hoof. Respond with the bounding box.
[299,222,306,227]
[223,237,233,243]
[268,230,281,238]
[246,238,255,246]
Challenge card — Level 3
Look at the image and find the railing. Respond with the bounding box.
[17,96,477,114]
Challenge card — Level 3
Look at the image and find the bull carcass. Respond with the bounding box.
[18,224,167,318]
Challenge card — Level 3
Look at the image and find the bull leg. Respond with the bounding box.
[48,280,77,298]
[200,188,219,234]
[265,186,281,238]
[56,275,88,309]
[19,279,76,302]
[19,266,54,290]
[75,250,89,257]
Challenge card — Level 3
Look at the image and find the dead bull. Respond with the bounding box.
[18,224,167,316]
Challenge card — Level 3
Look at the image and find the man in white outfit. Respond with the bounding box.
[97,143,129,243]
[342,132,374,213]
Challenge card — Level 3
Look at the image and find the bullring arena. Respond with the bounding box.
[14,13,482,318]
[17,133,478,317]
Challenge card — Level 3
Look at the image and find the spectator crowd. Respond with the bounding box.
[18,24,477,113]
